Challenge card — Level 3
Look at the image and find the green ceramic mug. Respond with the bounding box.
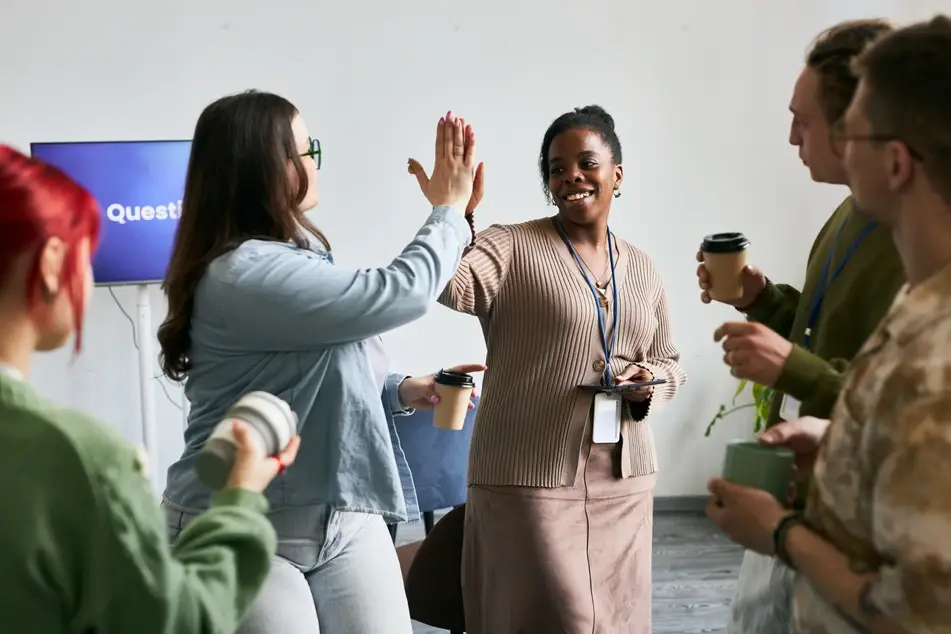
[722,440,795,503]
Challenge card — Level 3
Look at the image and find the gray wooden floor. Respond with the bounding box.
[398,512,743,633]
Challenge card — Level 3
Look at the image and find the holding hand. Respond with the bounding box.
[759,416,830,476]
[613,364,655,403]
[398,363,487,410]
[695,250,767,308]
[225,421,301,493]
[713,321,793,387]
[705,477,787,555]
[410,113,480,211]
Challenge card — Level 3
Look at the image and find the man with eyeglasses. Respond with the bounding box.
[707,15,951,633]
[694,20,907,634]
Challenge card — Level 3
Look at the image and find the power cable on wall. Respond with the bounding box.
[107,287,183,412]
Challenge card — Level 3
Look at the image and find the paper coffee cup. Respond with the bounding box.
[701,232,750,302]
[432,370,475,431]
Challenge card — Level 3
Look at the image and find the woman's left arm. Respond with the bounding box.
[785,396,951,634]
[385,372,413,416]
[622,277,687,419]
[385,365,486,415]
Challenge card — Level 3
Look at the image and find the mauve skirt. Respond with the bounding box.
[462,431,656,634]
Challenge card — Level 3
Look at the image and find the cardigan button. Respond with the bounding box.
[592,359,606,372]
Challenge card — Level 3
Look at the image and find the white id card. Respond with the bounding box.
[592,392,622,444]
[780,394,801,420]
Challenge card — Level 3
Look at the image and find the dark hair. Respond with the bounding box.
[852,15,951,202]
[538,105,622,201]
[158,90,329,381]
[806,19,893,125]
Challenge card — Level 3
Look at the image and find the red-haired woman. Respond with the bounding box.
[0,144,300,633]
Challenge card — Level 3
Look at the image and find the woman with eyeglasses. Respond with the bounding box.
[0,145,300,632]
[158,90,481,634]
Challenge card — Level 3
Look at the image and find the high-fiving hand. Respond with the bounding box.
[408,112,483,214]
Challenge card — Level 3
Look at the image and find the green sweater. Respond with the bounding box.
[0,372,276,633]
[745,196,905,426]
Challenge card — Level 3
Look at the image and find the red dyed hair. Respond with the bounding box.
[0,144,101,351]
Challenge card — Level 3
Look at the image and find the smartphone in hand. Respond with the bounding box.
[578,378,668,392]
[609,378,667,391]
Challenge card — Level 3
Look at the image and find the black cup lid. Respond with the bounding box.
[434,369,476,388]
[701,232,750,253]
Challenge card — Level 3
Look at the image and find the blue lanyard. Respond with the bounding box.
[555,218,619,386]
[804,216,877,348]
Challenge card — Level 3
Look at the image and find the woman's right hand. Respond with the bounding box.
[225,421,301,493]
[758,416,830,475]
[408,157,484,215]
[414,112,477,210]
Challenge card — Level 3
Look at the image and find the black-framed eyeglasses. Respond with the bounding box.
[301,137,322,170]
[829,129,923,161]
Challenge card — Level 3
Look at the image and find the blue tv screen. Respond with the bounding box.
[30,140,192,286]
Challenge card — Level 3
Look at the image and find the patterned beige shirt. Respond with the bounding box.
[794,262,951,633]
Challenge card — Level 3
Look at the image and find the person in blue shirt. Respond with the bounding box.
[158,90,482,634]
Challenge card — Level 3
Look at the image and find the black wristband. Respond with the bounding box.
[465,212,476,244]
[773,511,805,570]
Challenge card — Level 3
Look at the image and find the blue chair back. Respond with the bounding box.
[395,397,478,513]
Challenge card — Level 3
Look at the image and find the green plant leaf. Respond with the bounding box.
[752,386,776,431]
[704,404,727,437]
[731,378,749,405]
[704,403,754,436]
[706,380,776,437]
[751,382,765,400]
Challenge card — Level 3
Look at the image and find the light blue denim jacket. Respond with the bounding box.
[163,206,471,523]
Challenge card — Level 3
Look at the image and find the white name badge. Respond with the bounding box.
[780,394,801,420]
[592,392,622,444]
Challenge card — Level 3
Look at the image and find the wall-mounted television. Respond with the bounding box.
[30,140,191,286]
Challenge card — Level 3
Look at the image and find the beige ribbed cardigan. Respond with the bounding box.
[439,216,687,488]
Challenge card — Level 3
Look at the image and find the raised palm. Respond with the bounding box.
[408,149,484,215]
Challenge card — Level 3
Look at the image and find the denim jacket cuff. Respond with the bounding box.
[386,372,415,416]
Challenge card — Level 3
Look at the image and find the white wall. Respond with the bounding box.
[1,0,945,496]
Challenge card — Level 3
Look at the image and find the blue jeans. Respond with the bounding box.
[164,503,412,634]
